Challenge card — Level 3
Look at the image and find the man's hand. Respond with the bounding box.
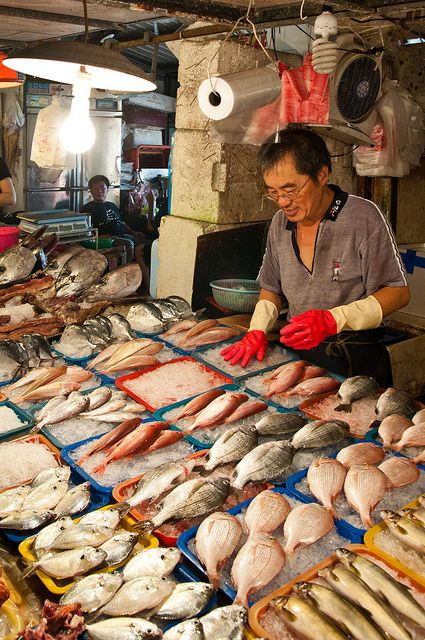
[280,309,337,350]
[220,330,268,368]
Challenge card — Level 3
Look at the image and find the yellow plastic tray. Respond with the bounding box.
[364,493,425,588]
[248,543,425,639]
[18,506,158,594]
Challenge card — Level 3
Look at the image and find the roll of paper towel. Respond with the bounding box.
[197,65,281,121]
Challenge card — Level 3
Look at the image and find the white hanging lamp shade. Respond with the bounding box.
[3,40,156,92]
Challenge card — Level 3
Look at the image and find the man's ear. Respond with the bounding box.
[317,165,329,186]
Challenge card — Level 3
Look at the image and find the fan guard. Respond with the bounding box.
[334,54,381,123]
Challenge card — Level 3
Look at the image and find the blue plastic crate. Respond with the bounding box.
[0,400,34,442]
[154,334,191,356]
[177,486,356,605]
[52,343,97,366]
[1,468,109,543]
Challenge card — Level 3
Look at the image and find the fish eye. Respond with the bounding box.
[160,554,165,559]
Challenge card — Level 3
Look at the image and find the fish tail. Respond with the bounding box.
[326,504,338,519]
[133,519,155,535]
[334,403,352,413]
[234,589,248,608]
[208,569,220,591]
[361,511,373,529]
[91,460,107,474]
[30,423,42,433]
[20,563,36,580]
[76,453,90,466]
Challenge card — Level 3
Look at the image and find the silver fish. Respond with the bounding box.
[204,425,258,471]
[53,482,91,518]
[0,245,37,286]
[86,386,113,410]
[100,576,175,616]
[55,249,108,298]
[46,245,85,279]
[254,412,306,437]
[0,485,31,516]
[50,523,115,550]
[123,547,181,582]
[294,581,386,640]
[148,582,213,620]
[108,313,135,341]
[199,604,247,640]
[0,509,55,530]
[165,295,194,320]
[151,298,180,322]
[321,563,411,640]
[86,617,163,640]
[271,594,348,640]
[126,460,195,508]
[336,548,425,627]
[36,396,67,423]
[36,392,90,429]
[83,264,142,302]
[290,420,350,450]
[163,619,205,640]
[21,334,54,368]
[375,388,416,421]
[335,376,379,412]
[56,325,96,358]
[126,302,165,334]
[99,530,139,566]
[381,510,425,552]
[0,339,29,380]
[22,545,107,579]
[60,572,123,612]
[22,478,69,511]
[31,465,71,487]
[33,516,74,556]
[78,503,130,529]
[231,441,293,489]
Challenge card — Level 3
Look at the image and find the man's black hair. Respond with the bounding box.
[258,128,332,182]
[88,175,110,190]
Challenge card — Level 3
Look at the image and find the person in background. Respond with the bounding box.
[80,174,149,285]
[0,156,16,218]
[221,128,409,386]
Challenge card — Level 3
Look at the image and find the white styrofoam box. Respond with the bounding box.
[399,244,425,318]
[129,128,163,147]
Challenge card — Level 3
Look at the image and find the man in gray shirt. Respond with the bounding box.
[221,128,409,385]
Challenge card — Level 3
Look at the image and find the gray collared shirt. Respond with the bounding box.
[258,185,407,318]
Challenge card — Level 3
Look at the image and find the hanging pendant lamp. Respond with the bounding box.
[0,51,24,88]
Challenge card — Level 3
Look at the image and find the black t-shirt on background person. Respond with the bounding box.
[80,200,128,236]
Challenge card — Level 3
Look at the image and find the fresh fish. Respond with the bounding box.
[126,302,165,334]
[33,516,73,556]
[231,441,293,489]
[307,458,346,517]
[0,245,37,286]
[199,604,247,640]
[300,365,326,381]
[232,533,286,607]
[163,619,205,640]
[101,354,158,373]
[49,522,115,550]
[375,387,416,421]
[80,397,127,417]
[31,465,70,487]
[271,594,349,640]
[321,563,412,640]
[179,319,219,344]
[413,408,425,425]
[86,386,113,410]
[161,319,198,337]
[290,419,350,450]
[204,425,258,471]
[336,442,385,468]
[99,530,139,566]
[6,366,54,393]
[77,417,141,465]
[52,367,94,385]
[144,430,184,453]
[18,379,81,402]
[108,313,135,341]
[56,325,96,358]
[46,245,85,279]
[22,478,69,511]
[60,572,123,613]
[265,360,306,396]
[21,334,54,368]
[139,477,230,533]
[283,376,340,397]
[412,449,425,464]
[336,547,425,627]
[55,249,108,298]
[186,393,248,432]
[86,617,163,640]
[174,389,226,421]
[83,263,142,302]
[392,422,425,451]
[294,581,386,640]
[92,421,164,474]
[13,364,67,401]
[151,298,180,323]
[183,327,241,348]
[401,501,425,526]
[35,392,90,430]
[378,456,419,488]
[195,512,242,589]
[381,510,425,552]
[378,415,413,448]
[283,503,334,554]
[100,575,174,616]
[22,545,107,579]
[78,503,130,529]
[165,295,193,319]
[335,375,379,412]
[254,412,306,437]
[224,400,268,424]
[0,509,55,530]
[87,343,122,370]
[123,547,181,582]
[344,464,387,528]
[244,490,291,536]
[0,339,29,381]
[149,582,213,620]
[126,460,196,508]
[79,411,137,423]
[0,485,31,516]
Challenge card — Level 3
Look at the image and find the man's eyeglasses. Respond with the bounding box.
[263,175,311,203]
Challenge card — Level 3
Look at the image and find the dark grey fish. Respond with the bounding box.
[231,441,294,489]
[55,249,108,297]
[204,425,258,471]
[126,302,165,333]
[0,339,29,381]
[375,388,416,421]
[335,376,379,413]
[152,298,180,322]
[0,245,37,286]
[108,314,134,341]
[290,420,350,450]
[165,295,194,319]
[255,413,306,437]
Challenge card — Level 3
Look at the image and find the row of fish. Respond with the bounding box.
[56,313,135,359]
[87,336,163,374]
[266,548,425,640]
[260,360,340,399]
[126,297,195,334]
[0,334,54,382]
[381,496,425,554]
[378,408,425,462]
[195,491,336,606]
[5,363,94,403]
[161,318,241,350]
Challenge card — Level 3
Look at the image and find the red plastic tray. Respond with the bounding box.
[0,433,62,493]
[116,356,233,413]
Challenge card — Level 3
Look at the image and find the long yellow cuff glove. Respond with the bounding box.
[330,294,383,332]
[249,299,279,333]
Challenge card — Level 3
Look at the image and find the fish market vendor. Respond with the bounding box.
[221,128,409,386]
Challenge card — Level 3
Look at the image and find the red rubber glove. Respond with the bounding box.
[220,329,268,368]
[279,309,337,350]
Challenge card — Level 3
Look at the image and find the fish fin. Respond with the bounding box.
[20,563,36,580]
[334,403,352,413]
[30,423,42,433]
[234,590,248,608]
[76,454,90,466]
[361,511,373,529]
[132,519,155,535]
[91,461,107,474]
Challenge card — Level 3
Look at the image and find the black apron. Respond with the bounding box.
[290,328,392,387]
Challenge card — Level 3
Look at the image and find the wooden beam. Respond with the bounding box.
[0,5,124,29]
[114,23,234,49]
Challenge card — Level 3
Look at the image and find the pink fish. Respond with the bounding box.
[174,389,226,421]
[182,327,240,349]
[336,443,385,468]
[161,319,198,337]
[392,423,425,451]
[185,392,248,432]
[413,409,425,425]
[378,415,413,448]
[299,366,326,381]
[178,319,219,345]
[265,361,306,397]
[413,449,425,464]
[224,400,268,424]
[378,457,420,488]
[87,343,122,370]
[17,380,80,402]
[244,490,291,536]
[196,512,242,589]
[344,464,387,528]
[283,503,334,555]
[263,361,306,383]
[307,457,346,517]
[77,417,141,465]
[100,354,158,373]
[283,376,340,398]
[144,430,184,453]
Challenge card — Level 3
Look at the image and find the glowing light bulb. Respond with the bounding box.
[312,10,339,75]
[60,69,96,154]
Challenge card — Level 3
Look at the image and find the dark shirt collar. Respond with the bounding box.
[285,184,348,230]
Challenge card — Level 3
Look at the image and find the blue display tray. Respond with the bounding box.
[52,344,97,365]
[154,334,191,356]
[0,400,34,442]
[1,468,109,543]
[177,486,357,605]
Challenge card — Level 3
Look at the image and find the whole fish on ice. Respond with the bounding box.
[244,490,291,536]
[344,464,387,528]
[82,263,142,301]
[204,425,258,471]
[231,441,293,489]
[55,249,108,298]
[335,375,379,412]
[0,245,37,286]
[283,503,334,554]
[195,512,242,589]
[375,387,416,421]
[307,457,346,517]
